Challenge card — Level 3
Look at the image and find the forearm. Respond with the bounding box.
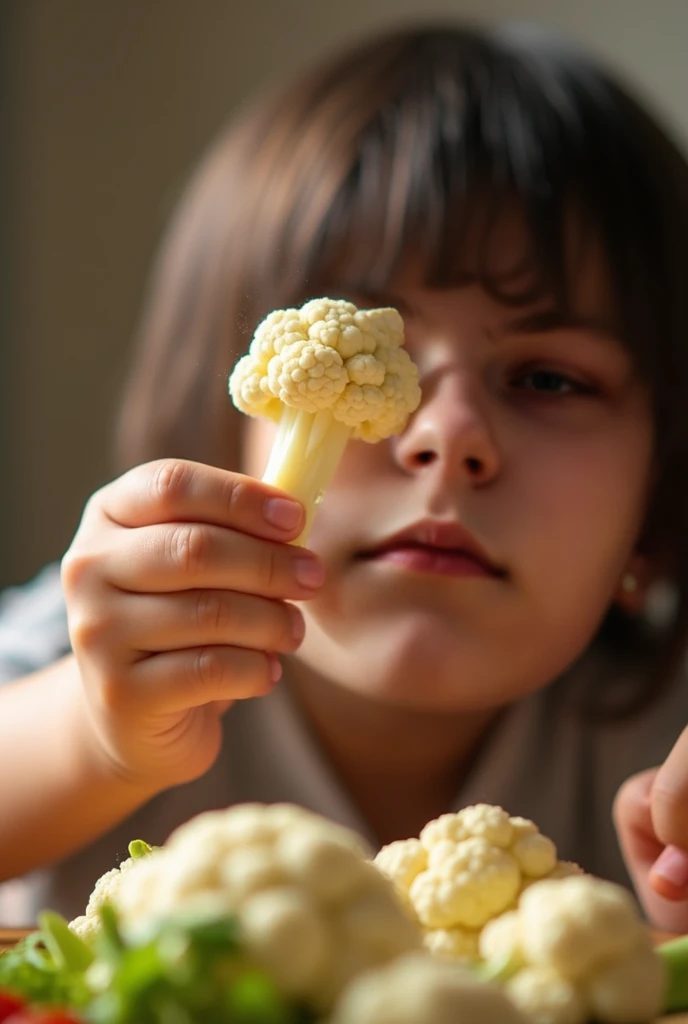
[0,656,159,880]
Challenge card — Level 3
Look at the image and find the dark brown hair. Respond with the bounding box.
[114,23,688,716]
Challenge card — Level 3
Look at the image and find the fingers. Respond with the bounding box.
[92,644,282,720]
[64,521,324,600]
[651,725,688,849]
[131,646,282,713]
[614,769,663,879]
[614,769,688,932]
[88,590,304,658]
[93,460,306,540]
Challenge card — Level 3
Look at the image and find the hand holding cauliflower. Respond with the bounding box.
[229,298,421,542]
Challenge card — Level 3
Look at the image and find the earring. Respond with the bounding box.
[621,573,638,594]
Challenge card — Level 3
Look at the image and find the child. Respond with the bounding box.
[1,22,688,934]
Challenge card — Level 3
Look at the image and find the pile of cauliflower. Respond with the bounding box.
[69,802,669,1024]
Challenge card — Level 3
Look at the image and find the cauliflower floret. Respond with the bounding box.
[330,951,528,1024]
[374,804,574,959]
[480,875,666,1024]
[518,875,647,979]
[107,803,421,1013]
[410,836,521,929]
[506,966,586,1024]
[229,298,421,542]
[68,843,157,942]
[583,940,666,1023]
[423,925,481,962]
[479,908,523,965]
[229,298,420,439]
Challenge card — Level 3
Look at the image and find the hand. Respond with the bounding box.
[61,459,323,790]
[615,727,688,931]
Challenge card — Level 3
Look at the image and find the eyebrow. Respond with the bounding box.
[504,308,622,347]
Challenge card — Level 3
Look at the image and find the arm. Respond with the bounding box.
[0,656,158,880]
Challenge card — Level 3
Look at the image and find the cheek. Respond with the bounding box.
[515,415,654,595]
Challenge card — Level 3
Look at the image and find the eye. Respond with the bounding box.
[512,369,597,396]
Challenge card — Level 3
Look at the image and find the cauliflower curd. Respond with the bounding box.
[480,875,666,1024]
[331,951,528,1024]
[229,298,421,542]
[373,803,581,961]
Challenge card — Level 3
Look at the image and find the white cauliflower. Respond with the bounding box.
[506,967,585,1024]
[373,804,581,962]
[107,803,421,1013]
[229,298,421,542]
[479,875,666,1024]
[69,839,159,943]
[329,951,528,1024]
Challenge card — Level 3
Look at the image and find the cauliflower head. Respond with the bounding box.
[229,297,420,442]
[479,875,666,1024]
[373,804,580,961]
[107,803,421,1013]
[329,951,528,1024]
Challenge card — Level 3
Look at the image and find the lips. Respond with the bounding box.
[359,520,506,579]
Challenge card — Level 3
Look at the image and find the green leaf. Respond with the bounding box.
[39,910,95,972]
[96,904,126,962]
[0,931,91,1009]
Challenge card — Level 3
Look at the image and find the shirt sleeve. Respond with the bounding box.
[0,563,71,683]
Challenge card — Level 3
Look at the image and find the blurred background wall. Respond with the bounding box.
[2,0,688,591]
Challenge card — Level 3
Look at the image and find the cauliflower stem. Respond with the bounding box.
[261,408,352,542]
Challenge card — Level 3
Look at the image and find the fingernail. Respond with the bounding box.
[294,556,325,589]
[289,604,305,643]
[263,496,303,530]
[652,845,688,890]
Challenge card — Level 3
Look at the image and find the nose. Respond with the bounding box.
[393,369,500,485]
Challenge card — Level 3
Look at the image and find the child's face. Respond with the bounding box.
[243,228,654,713]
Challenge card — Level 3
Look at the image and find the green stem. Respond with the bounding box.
[128,839,156,859]
[261,407,352,545]
[657,935,688,1013]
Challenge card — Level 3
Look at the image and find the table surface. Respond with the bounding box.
[2,928,687,1021]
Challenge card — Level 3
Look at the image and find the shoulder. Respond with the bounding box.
[0,563,70,682]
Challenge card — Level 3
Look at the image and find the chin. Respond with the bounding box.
[334,627,509,712]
